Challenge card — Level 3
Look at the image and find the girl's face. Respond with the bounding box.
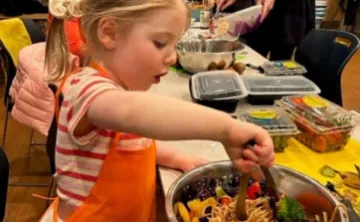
[98,1,188,91]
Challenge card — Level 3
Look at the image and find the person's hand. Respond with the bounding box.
[178,155,209,172]
[222,121,275,174]
[216,0,236,11]
[257,0,275,22]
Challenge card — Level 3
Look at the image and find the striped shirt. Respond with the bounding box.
[55,67,152,207]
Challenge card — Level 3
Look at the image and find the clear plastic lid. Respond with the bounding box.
[239,107,299,135]
[242,76,321,95]
[277,95,354,133]
[262,60,307,76]
[191,70,248,100]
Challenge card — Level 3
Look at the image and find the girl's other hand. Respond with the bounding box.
[177,155,209,172]
[222,121,275,173]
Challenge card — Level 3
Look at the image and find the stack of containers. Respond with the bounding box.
[276,95,355,153]
[315,0,327,29]
[189,70,248,113]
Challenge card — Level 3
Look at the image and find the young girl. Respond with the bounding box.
[41,0,275,221]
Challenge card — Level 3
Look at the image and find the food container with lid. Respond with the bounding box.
[276,95,355,153]
[239,107,299,152]
[189,70,248,113]
[242,75,321,105]
[262,60,307,76]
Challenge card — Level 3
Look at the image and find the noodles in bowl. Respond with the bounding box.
[166,162,348,222]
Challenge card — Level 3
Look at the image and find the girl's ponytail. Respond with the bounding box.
[45,0,82,82]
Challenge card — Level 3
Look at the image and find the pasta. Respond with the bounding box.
[209,198,273,222]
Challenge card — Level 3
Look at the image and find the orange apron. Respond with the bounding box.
[45,63,157,221]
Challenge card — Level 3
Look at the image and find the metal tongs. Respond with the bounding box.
[235,141,280,220]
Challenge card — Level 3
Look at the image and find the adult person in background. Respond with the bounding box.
[216,0,315,60]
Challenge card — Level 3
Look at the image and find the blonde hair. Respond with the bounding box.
[45,0,190,82]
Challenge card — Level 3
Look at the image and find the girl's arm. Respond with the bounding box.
[155,141,208,171]
[87,90,234,142]
[155,141,180,170]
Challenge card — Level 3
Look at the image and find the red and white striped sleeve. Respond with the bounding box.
[61,69,120,146]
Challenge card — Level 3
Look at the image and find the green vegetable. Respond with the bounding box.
[319,165,336,178]
[276,196,306,222]
[215,186,227,198]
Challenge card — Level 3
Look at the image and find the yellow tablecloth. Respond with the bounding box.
[276,138,360,212]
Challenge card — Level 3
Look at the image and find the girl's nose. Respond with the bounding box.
[165,50,177,66]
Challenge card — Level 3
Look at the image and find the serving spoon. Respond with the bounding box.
[235,142,280,220]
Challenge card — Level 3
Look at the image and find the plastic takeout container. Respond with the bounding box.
[262,60,307,76]
[211,5,262,39]
[276,95,355,153]
[242,75,321,104]
[239,107,299,152]
[189,70,248,113]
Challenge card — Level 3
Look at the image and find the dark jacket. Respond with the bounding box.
[218,0,315,46]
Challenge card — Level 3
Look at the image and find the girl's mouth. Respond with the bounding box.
[153,72,167,83]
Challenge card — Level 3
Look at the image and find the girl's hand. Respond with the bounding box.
[257,0,275,22]
[178,155,209,172]
[222,121,275,173]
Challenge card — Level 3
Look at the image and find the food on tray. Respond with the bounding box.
[277,95,354,153]
[173,173,346,221]
[239,108,299,152]
[328,166,360,189]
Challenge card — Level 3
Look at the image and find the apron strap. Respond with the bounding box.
[54,68,83,122]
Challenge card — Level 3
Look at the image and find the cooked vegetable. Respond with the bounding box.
[215,186,227,198]
[247,182,261,200]
[276,196,306,222]
[319,165,336,178]
[191,217,199,222]
[218,196,233,205]
[179,202,191,222]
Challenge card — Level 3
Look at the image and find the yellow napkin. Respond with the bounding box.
[275,138,360,212]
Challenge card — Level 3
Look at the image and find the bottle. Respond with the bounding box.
[200,0,212,29]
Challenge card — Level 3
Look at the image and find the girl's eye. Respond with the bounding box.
[154,41,166,49]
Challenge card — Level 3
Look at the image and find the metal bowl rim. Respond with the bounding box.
[164,160,345,222]
[176,40,244,55]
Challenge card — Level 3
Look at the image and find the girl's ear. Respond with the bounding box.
[97,16,117,50]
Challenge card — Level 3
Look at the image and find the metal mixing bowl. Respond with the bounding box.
[176,39,244,73]
[165,160,348,222]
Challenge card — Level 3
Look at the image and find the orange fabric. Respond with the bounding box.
[46,15,85,58]
[51,64,157,221]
